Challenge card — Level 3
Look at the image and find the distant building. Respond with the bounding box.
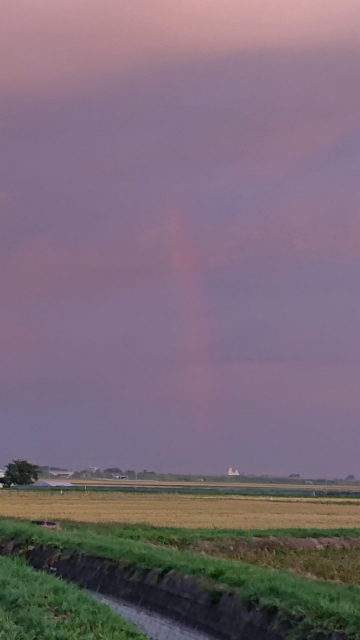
[227,467,240,476]
[0,469,4,479]
[33,479,74,488]
[115,475,129,480]
[50,469,73,478]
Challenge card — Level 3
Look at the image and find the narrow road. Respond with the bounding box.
[92,592,216,640]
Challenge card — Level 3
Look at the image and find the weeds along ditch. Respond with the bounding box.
[61,522,360,586]
[0,554,146,639]
[3,521,360,639]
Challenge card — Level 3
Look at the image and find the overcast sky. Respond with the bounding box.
[1,0,360,476]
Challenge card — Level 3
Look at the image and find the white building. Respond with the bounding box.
[50,469,73,478]
[227,467,240,476]
[0,469,4,479]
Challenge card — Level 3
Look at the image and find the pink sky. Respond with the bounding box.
[1,1,360,476]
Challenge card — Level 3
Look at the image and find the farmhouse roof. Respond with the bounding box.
[33,479,74,488]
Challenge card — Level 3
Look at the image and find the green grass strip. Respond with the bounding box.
[2,520,360,638]
[0,554,145,639]
[61,521,360,544]
[0,605,24,640]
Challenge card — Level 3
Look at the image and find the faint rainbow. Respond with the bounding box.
[168,210,214,439]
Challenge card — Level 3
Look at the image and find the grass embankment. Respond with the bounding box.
[0,555,145,639]
[2,520,360,639]
[61,522,360,587]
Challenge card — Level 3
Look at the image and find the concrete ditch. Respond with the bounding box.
[92,592,215,640]
[0,540,287,640]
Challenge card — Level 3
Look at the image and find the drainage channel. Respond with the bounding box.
[92,592,216,640]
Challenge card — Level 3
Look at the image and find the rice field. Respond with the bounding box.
[71,479,360,492]
[167,535,360,587]
[232,546,360,586]
[2,490,360,528]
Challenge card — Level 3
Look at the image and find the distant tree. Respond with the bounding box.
[3,460,39,487]
[346,474,356,481]
[103,468,123,475]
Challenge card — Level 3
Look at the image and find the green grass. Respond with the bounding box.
[0,606,20,640]
[0,555,145,639]
[2,520,360,638]
[60,521,360,545]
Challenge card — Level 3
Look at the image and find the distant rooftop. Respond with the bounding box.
[33,479,73,488]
